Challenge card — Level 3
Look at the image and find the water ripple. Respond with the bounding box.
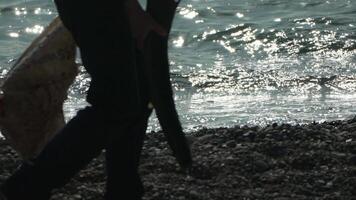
[2,0,356,130]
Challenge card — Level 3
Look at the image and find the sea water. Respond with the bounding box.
[1,0,356,132]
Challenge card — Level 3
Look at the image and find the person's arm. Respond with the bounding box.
[124,0,166,50]
[126,0,193,171]
[145,0,193,171]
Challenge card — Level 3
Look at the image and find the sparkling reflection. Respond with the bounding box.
[14,7,27,15]
[236,12,244,18]
[179,4,198,19]
[8,32,19,38]
[2,0,356,132]
[173,36,185,47]
[25,25,44,34]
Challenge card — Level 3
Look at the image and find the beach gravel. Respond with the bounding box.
[1,117,356,199]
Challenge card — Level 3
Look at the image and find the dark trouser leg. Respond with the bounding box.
[1,106,134,200]
[105,109,152,200]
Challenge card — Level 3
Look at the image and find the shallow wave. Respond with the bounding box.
[189,19,355,57]
[186,72,356,94]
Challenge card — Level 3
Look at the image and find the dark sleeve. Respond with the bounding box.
[54,0,129,35]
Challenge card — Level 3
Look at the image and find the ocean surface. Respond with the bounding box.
[1,0,356,132]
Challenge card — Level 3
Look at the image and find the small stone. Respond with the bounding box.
[189,190,200,197]
[291,154,315,170]
[325,181,333,188]
[267,145,287,157]
[243,131,251,137]
[348,155,356,165]
[225,140,236,148]
[197,134,214,143]
[243,131,256,140]
[254,160,270,173]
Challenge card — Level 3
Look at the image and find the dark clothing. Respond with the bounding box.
[55,0,142,116]
[1,1,151,199]
[1,107,151,200]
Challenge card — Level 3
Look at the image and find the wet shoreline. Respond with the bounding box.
[1,117,356,199]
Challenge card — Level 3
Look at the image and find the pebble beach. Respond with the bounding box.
[1,117,356,200]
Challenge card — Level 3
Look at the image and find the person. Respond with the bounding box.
[0,0,192,199]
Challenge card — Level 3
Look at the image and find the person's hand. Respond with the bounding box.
[175,150,193,174]
[125,0,167,51]
[175,144,193,172]
[167,132,193,172]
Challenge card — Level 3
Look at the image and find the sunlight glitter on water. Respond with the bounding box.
[25,25,44,34]
[1,0,356,132]
[8,32,19,38]
[14,7,27,15]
